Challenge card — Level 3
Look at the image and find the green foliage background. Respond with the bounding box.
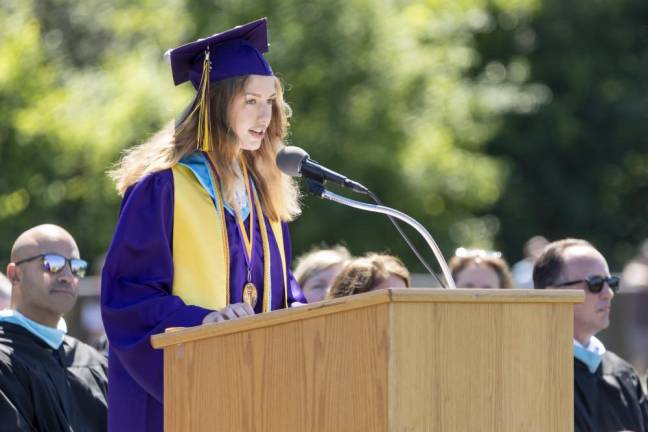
[1,0,646,273]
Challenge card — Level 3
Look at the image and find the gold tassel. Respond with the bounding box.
[196,49,211,152]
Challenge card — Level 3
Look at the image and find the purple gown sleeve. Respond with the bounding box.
[282,222,307,305]
[101,170,212,403]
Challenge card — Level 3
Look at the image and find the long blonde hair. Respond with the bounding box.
[108,75,301,221]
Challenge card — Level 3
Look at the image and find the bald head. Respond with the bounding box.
[7,224,81,326]
[533,238,615,344]
[11,224,78,263]
[533,238,594,289]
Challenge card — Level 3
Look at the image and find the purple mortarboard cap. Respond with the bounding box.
[167,17,273,89]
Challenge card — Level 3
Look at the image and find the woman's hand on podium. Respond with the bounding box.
[202,302,255,324]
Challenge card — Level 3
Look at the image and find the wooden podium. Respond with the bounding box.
[152,288,583,431]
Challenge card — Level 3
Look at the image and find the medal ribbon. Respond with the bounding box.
[235,158,255,282]
[201,154,231,305]
[203,153,273,311]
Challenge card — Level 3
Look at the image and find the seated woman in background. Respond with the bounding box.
[327,253,410,299]
[449,247,514,288]
[293,245,352,303]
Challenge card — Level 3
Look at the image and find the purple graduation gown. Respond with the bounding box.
[101,168,305,432]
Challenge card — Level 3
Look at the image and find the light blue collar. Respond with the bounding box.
[0,309,67,350]
[573,336,606,374]
[179,152,250,219]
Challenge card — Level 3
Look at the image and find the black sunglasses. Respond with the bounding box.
[14,253,88,278]
[555,275,620,293]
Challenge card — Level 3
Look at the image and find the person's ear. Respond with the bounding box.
[6,263,19,283]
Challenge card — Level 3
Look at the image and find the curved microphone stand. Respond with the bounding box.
[306,180,457,289]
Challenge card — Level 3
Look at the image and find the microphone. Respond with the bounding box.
[276,146,369,194]
[277,147,449,288]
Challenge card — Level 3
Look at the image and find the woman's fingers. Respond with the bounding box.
[202,303,256,325]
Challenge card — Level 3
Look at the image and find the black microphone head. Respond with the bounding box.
[276,146,309,177]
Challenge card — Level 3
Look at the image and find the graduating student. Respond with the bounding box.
[102,18,306,432]
[0,224,107,431]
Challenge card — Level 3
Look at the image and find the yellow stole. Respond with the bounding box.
[171,163,288,311]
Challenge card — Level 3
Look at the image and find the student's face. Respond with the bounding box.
[301,264,343,303]
[454,263,500,288]
[9,236,80,325]
[557,246,614,342]
[228,75,276,152]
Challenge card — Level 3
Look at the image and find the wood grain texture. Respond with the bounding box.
[159,290,579,431]
[164,304,390,432]
[389,302,573,432]
[390,288,584,304]
[153,289,583,349]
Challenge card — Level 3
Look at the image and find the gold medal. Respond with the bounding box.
[242,282,258,308]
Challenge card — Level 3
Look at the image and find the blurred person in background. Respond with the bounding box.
[0,272,10,310]
[327,253,410,299]
[511,235,549,288]
[80,299,105,345]
[620,239,648,379]
[449,248,514,289]
[293,245,351,303]
[621,238,648,292]
[0,224,107,430]
[102,18,306,432]
[534,238,648,432]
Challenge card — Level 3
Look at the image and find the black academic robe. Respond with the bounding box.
[0,322,108,431]
[575,351,648,432]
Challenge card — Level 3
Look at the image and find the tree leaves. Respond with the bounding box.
[6,0,613,274]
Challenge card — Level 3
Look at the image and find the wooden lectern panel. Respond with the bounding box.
[154,289,582,432]
[389,301,573,431]
[164,303,391,432]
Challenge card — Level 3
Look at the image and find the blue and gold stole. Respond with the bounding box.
[170,152,287,311]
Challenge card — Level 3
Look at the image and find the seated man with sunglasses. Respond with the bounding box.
[533,238,648,432]
[0,224,107,431]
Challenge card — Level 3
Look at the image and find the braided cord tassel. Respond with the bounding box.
[196,49,211,152]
